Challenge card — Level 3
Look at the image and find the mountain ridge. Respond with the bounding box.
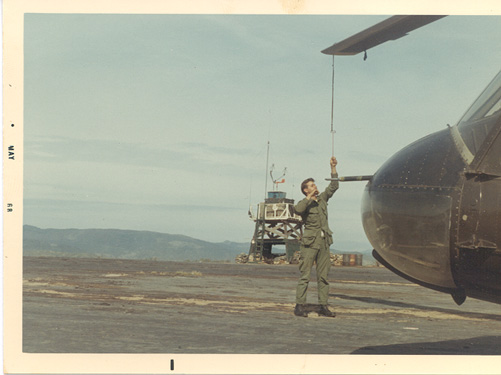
[23,225,249,261]
[23,225,375,263]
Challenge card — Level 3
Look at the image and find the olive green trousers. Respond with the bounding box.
[295,239,331,305]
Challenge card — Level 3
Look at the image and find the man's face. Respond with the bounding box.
[303,181,318,196]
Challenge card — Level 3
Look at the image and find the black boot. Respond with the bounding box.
[318,305,336,317]
[294,304,308,317]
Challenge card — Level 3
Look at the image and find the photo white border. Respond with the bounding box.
[4,0,501,373]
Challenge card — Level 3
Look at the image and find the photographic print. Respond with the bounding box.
[4,0,501,374]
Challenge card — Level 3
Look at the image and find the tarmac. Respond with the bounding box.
[22,256,501,356]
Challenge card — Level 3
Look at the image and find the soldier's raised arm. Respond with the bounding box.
[323,157,339,201]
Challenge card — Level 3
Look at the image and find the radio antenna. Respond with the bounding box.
[264,141,270,199]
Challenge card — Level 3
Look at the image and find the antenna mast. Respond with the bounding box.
[264,141,270,199]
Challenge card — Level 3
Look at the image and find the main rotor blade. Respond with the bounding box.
[322,15,446,56]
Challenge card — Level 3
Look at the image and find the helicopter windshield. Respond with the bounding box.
[457,70,501,156]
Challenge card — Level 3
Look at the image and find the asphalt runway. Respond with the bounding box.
[23,256,501,355]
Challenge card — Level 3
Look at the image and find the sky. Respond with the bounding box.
[22,13,501,249]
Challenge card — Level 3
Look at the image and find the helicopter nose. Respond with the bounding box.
[361,127,466,291]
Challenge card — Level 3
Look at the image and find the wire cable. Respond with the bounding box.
[330,55,336,156]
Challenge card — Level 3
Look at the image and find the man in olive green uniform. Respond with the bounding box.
[294,156,339,317]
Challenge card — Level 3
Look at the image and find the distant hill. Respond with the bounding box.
[23,225,250,262]
[23,225,376,264]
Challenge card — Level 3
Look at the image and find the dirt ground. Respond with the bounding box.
[23,256,501,355]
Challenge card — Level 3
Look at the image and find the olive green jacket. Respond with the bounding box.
[294,173,339,249]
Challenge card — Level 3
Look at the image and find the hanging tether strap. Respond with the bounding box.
[330,55,336,156]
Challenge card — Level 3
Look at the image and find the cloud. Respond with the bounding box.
[24,136,262,175]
